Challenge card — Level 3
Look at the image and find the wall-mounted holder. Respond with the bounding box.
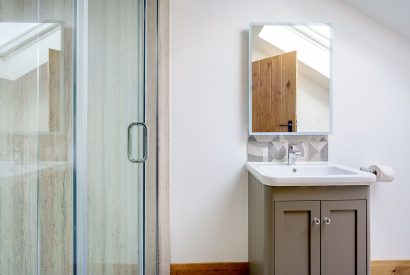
[360,165,394,182]
[360,167,377,175]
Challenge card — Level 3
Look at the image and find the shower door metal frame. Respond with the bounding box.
[74,0,159,274]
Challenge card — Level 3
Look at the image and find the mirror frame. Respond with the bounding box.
[248,22,333,136]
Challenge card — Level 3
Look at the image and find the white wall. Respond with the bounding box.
[297,73,329,132]
[171,0,410,262]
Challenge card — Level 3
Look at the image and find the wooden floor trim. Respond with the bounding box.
[171,260,410,275]
[171,262,249,275]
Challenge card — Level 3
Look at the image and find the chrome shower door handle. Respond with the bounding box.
[127,122,148,163]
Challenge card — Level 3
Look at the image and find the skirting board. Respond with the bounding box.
[171,261,410,275]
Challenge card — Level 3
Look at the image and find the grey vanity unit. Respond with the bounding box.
[248,173,370,275]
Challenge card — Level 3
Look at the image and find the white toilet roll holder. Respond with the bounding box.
[360,167,377,175]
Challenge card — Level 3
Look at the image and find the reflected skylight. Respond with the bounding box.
[0,23,61,80]
[0,23,40,47]
[258,25,330,78]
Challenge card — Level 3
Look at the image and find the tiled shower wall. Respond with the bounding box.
[248,135,328,162]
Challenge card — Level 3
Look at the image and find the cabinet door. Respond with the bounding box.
[274,201,320,275]
[321,200,367,275]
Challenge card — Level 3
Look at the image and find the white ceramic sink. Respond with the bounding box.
[246,162,376,186]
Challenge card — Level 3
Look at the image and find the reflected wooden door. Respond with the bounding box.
[252,51,297,132]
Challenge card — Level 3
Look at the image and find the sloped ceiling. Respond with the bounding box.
[343,0,410,40]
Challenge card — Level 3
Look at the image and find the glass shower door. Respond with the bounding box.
[81,0,149,274]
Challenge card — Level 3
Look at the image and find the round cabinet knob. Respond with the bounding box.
[313,217,321,225]
[323,217,331,224]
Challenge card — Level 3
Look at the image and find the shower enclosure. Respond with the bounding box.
[0,0,158,274]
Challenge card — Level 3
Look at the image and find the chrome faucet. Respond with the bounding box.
[288,143,302,165]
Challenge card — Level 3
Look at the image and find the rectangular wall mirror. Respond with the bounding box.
[0,22,64,133]
[249,23,332,135]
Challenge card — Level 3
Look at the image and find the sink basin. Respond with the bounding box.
[246,162,376,186]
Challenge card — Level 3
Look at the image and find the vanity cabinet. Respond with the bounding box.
[249,174,369,275]
[275,200,367,275]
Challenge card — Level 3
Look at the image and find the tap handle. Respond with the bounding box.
[288,144,298,151]
[288,144,303,156]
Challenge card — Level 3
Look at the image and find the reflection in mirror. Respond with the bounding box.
[250,23,331,134]
[0,22,63,133]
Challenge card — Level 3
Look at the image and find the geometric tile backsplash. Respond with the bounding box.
[248,135,328,162]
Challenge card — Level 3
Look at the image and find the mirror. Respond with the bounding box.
[249,23,332,135]
[0,22,63,133]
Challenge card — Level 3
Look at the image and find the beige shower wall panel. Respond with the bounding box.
[0,173,38,275]
[0,166,72,275]
[39,165,73,275]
